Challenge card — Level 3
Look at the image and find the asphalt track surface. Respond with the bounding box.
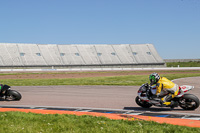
[0,77,200,115]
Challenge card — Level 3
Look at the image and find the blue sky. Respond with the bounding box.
[0,0,199,59]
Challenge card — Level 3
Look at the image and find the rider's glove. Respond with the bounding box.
[144,83,149,89]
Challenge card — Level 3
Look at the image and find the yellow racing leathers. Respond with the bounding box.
[156,77,179,106]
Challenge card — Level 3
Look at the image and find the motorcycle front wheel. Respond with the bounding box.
[6,90,22,101]
[179,94,199,110]
[135,96,152,108]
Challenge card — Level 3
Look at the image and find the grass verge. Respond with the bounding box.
[166,62,200,67]
[1,72,200,86]
[0,112,200,133]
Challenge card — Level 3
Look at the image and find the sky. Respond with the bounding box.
[0,0,200,59]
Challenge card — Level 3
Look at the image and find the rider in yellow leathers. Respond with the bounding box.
[149,72,179,108]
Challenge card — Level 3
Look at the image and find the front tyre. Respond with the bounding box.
[6,90,22,101]
[135,96,152,108]
[179,94,199,110]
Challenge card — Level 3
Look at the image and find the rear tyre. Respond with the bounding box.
[179,94,199,110]
[6,90,22,101]
[135,96,152,108]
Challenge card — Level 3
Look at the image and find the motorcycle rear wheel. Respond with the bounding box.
[6,90,22,101]
[179,94,199,110]
[135,96,152,108]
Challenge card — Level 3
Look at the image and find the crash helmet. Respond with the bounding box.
[149,72,160,85]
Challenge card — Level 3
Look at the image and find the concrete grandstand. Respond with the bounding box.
[0,43,165,68]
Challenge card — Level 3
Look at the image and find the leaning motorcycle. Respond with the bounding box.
[135,83,199,110]
[0,84,22,101]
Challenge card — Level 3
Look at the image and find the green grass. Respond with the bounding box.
[166,62,200,67]
[1,71,200,86]
[0,112,199,133]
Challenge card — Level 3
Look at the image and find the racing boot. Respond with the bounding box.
[162,102,171,107]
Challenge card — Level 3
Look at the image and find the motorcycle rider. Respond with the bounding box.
[149,72,179,108]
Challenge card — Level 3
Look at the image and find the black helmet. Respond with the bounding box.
[149,72,160,85]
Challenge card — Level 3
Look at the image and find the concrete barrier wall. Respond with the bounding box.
[0,67,199,72]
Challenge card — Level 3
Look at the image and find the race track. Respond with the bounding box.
[1,77,200,115]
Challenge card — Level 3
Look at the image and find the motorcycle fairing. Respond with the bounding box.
[176,85,194,97]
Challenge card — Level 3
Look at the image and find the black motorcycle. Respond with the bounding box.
[0,84,22,101]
